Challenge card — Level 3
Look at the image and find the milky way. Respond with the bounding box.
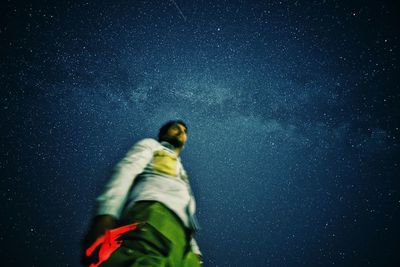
[1,1,399,266]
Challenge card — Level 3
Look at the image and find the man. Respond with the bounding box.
[82,120,202,267]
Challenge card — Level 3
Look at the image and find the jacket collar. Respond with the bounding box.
[160,140,184,157]
[160,141,176,151]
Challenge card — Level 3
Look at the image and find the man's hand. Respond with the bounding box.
[81,215,117,265]
[83,215,117,245]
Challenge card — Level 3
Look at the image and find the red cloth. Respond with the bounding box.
[85,222,144,267]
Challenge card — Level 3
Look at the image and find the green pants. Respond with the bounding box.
[98,201,201,267]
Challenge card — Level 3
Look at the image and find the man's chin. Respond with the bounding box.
[170,139,184,149]
[163,137,184,148]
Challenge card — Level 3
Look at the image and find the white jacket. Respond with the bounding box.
[95,138,201,255]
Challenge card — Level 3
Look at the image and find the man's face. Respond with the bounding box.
[162,123,187,148]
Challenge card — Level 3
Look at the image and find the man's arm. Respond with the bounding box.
[83,139,154,246]
[95,138,154,218]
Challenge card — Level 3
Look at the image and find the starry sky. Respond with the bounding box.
[1,0,399,266]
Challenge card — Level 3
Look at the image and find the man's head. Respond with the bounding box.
[158,120,188,149]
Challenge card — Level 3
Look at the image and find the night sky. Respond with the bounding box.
[1,0,400,266]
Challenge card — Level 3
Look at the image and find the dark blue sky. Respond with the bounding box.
[1,0,399,266]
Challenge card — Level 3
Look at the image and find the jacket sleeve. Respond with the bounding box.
[190,237,202,256]
[95,139,154,219]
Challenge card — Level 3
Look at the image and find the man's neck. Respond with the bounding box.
[160,141,182,156]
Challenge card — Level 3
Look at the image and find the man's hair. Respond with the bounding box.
[158,120,188,141]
